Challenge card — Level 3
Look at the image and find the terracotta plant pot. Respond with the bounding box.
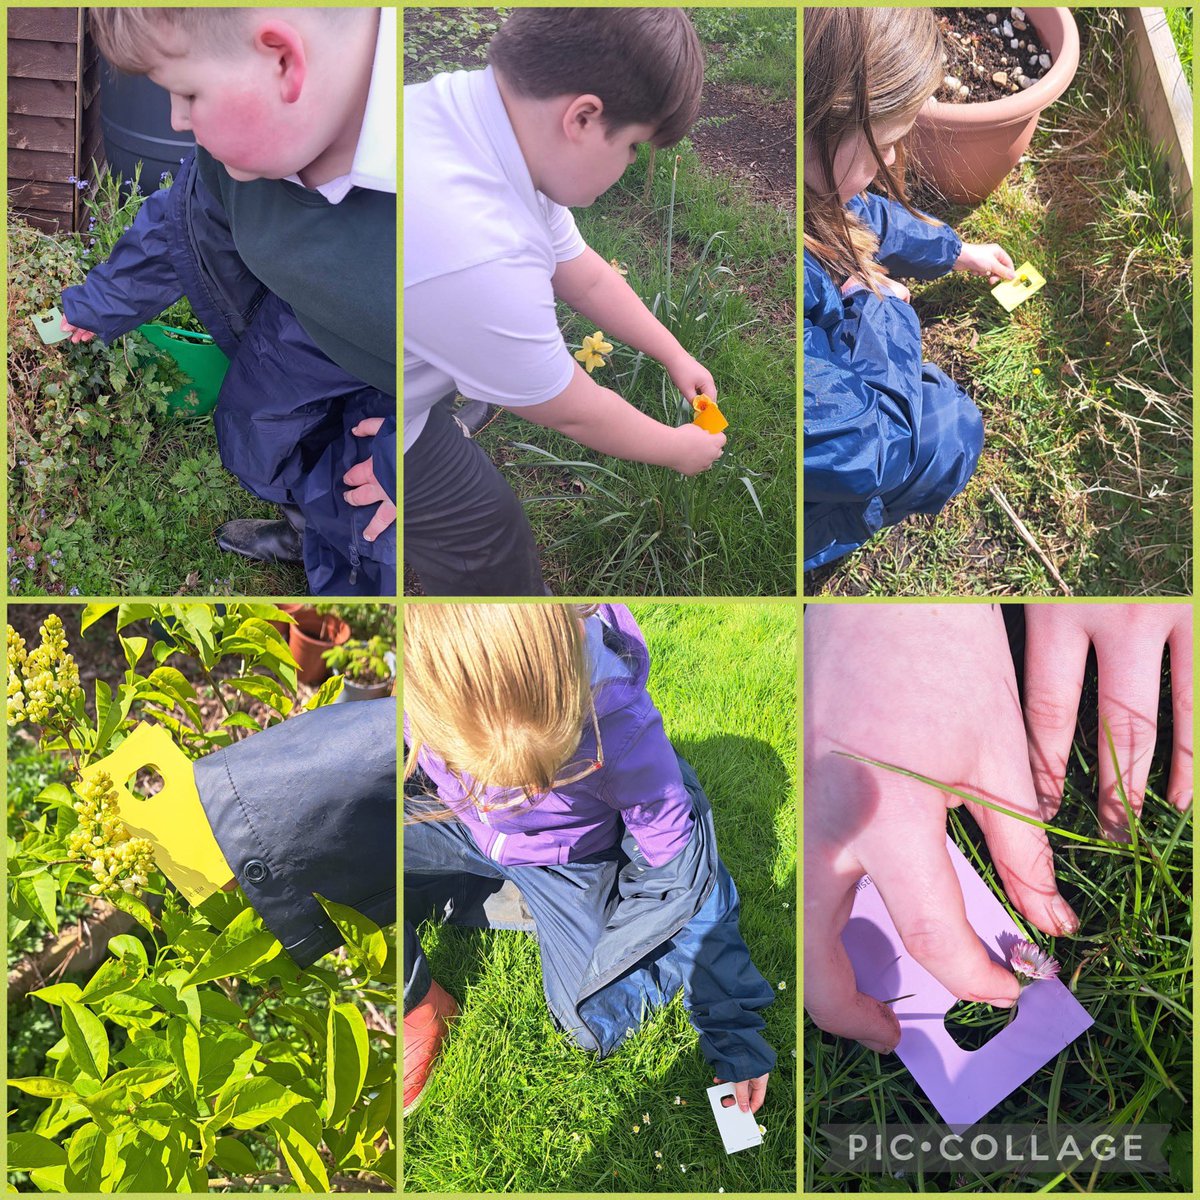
[289,607,351,685]
[910,7,1081,204]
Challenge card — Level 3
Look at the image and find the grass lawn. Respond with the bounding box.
[805,614,1193,1192]
[402,603,797,1193]
[807,7,1192,597]
[404,8,797,596]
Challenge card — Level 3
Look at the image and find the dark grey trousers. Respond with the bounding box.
[403,400,545,595]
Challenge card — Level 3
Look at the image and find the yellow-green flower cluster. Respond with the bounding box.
[7,626,28,725]
[67,771,156,897]
[11,614,82,726]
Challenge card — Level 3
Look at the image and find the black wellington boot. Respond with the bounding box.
[215,503,305,564]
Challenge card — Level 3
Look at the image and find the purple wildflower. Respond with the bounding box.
[68,587,80,596]
[25,555,35,570]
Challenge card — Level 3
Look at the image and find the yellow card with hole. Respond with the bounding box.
[78,723,234,905]
[992,262,1046,311]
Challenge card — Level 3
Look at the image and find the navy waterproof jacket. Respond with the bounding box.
[61,153,396,590]
[804,192,983,570]
[194,698,397,969]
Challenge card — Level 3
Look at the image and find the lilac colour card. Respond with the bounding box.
[842,836,1093,1128]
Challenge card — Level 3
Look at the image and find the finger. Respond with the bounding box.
[804,863,902,1052]
[748,1074,768,1114]
[362,500,396,543]
[867,818,1020,1007]
[351,417,384,438]
[343,458,375,488]
[970,776,1077,937]
[1168,624,1193,811]
[1022,610,1090,818]
[711,432,727,449]
[345,482,386,507]
[733,1080,750,1112]
[1095,635,1166,837]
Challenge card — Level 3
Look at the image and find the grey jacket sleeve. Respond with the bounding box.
[193,698,397,968]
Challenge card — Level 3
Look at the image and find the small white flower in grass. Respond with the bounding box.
[632,1125,641,1135]
[654,1151,663,1159]
[777,980,787,990]
[1008,939,1060,984]
[679,1164,687,1173]
[655,1164,663,1171]
[642,1112,650,1126]
[571,1132,580,1141]
[758,1124,767,1135]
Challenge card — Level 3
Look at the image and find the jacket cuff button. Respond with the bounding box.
[244,859,269,884]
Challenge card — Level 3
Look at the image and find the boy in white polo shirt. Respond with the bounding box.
[404,7,724,596]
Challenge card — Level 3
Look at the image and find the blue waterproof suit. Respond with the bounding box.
[61,153,396,595]
[804,192,983,570]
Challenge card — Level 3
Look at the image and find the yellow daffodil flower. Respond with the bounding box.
[692,394,729,434]
[574,331,613,374]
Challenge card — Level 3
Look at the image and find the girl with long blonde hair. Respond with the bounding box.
[402,603,775,1119]
[804,6,1016,573]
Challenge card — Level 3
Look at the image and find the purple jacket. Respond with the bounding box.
[414,605,694,868]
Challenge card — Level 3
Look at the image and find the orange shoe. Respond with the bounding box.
[403,979,458,1116]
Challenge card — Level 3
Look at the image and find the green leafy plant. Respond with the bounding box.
[322,637,394,687]
[7,605,394,1192]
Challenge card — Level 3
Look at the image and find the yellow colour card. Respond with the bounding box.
[79,723,234,906]
[992,262,1046,312]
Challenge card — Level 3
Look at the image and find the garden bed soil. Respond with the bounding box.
[936,7,1051,103]
[403,7,796,208]
[689,81,796,206]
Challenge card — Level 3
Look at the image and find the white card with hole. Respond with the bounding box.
[706,1083,763,1154]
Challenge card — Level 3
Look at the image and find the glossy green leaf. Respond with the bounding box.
[225,1075,304,1129]
[121,635,148,672]
[183,906,281,987]
[107,933,149,967]
[324,1002,369,1126]
[212,1135,262,1177]
[80,602,120,633]
[271,1108,330,1193]
[61,998,110,1080]
[28,981,83,1007]
[64,1122,115,1191]
[167,1018,201,1096]
[8,1075,76,1097]
[7,1132,68,1170]
[314,893,387,975]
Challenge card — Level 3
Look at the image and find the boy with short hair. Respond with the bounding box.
[60,5,396,596]
[404,7,726,596]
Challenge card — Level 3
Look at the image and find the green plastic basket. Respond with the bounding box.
[137,322,229,415]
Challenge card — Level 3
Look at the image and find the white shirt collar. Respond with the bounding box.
[286,8,396,204]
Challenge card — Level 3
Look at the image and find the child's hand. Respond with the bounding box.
[954,242,1016,285]
[60,315,96,344]
[715,1073,769,1114]
[344,418,396,542]
[1024,604,1192,835]
[805,605,1076,1052]
[670,423,725,475]
[666,352,717,405]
